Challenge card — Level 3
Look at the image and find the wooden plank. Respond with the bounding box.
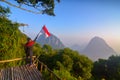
[13,66,20,80]
[32,66,43,80]
[28,66,38,80]
[17,66,24,80]
[4,68,7,80]
[11,67,14,80]
[19,66,28,80]
[24,65,33,80]
[30,65,42,80]
[1,69,3,80]
[7,68,11,80]
[0,69,2,80]
[0,65,43,80]
[25,65,32,80]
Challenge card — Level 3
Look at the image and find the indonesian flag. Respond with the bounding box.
[41,25,51,37]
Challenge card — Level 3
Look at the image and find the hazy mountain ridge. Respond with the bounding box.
[37,33,116,61]
[81,36,116,61]
[36,33,65,49]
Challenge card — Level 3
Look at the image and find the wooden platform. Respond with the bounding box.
[0,65,43,80]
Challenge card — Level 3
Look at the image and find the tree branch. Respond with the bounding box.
[0,0,43,14]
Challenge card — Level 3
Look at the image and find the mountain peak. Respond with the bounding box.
[81,36,116,61]
[92,36,103,40]
[36,33,65,49]
[91,36,106,43]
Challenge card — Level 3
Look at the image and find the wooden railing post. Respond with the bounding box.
[37,59,61,80]
[40,64,43,72]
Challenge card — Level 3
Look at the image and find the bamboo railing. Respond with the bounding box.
[0,56,36,63]
[0,56,61,80]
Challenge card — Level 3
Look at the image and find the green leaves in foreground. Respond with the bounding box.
[39,47,93,80]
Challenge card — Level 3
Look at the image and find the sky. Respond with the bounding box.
[1,0,120,53]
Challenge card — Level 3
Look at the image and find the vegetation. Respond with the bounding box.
[1,2,120,80]
[39,46,93,80]
[0,5,41,68]
[0,4,93,79]
[0,0,60,16]
[91,55,120,80]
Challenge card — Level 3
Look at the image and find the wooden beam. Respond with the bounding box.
[0,56,36,63]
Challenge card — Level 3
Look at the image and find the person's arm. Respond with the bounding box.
[26,41,35,47]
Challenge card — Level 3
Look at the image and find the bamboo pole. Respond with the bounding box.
[0,56,36,63]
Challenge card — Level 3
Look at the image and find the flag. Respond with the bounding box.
[41,25,51,37]
[34,25,51,41]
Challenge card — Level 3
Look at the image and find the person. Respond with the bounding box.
[25,37,35,66]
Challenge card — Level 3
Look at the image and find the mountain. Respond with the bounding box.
[36,33,65,49]
[81,36,116,61]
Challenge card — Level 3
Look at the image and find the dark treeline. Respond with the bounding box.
[91,55,120,80]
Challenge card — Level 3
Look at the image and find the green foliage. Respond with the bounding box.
[0,17,27,68]
[39,44,57,70]
[42,69,53,80]
[39,47,93,80]
[107,55,120,80]
[54,69,77,80]
[0,5,10,17]
[0,5,43,69]
[92,55,120,80]
[92,59,107,80]
[33,43,42,56]
[63,48,93,80]
[0,16,42,69]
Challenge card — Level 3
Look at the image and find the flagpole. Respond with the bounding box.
[33,26,43,41]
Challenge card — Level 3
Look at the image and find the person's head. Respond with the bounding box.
[27,37,31,41]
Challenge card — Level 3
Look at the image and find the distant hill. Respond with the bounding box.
[36,33,65,49]
[81,36,116,61]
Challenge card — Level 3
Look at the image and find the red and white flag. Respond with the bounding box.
[41,25,51,37]
[34,25,51,41]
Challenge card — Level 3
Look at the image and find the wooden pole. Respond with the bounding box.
[0,56,36,63]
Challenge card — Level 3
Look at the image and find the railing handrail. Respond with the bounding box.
[0,56,36,63]
[37,59,61,80]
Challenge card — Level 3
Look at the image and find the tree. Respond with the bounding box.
[92,55,120,80]
[92,59,107,80]
[39,47,93,80]
[0,16,26,68]
[0,5,10,17]
[106,55,120,80]
[0,7,42,68]
[0,0,60,16]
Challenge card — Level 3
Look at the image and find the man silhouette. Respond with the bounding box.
[25,37,35,66]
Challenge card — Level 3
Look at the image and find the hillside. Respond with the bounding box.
[36,33,65,49]
[81,36,116,61]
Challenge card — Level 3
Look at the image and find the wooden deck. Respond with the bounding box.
[0,65,43,80]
